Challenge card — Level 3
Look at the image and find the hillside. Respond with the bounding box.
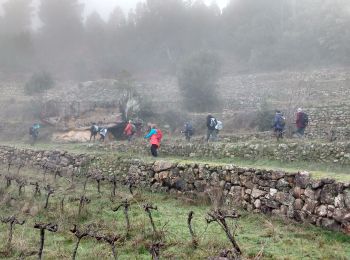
[1,67,350,141]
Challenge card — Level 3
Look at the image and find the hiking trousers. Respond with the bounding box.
[297,127,305,137]
[151,144,158,157]
[207,129,217,142]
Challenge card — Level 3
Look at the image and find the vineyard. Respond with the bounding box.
[0,156,349,260]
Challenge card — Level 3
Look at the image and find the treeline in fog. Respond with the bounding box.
[1,0,350,79]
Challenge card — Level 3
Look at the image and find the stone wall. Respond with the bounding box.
[0,145,349,233]
[307,104,350,140]
[94,140,350,165]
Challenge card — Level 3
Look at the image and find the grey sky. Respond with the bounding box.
[83,0,230,19]
[0,0,230,20]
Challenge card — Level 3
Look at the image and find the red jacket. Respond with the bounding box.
[124,123,133,136]
[296,112,304,128]
[145,129,162,147]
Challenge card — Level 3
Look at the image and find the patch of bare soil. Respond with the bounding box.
[52,130,91,143]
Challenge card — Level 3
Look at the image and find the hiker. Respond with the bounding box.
[144,124,163,157]
[206,114,217,142]
[99,127,108,142]
[124,120,136,142]
[90,123,99,141]
[29,123,40,145]
[206,115,223,142]
[273,111,285,141]
[296,108,309,138]
[182,122,194,141]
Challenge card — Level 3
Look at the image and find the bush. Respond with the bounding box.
[25,72,54,95]
[177,50,222,112]
[252,101,275,131]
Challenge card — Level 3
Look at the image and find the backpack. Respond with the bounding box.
[156,129,163,142]
[210,118,217,128]
[131,124,137,134]
[215,120,223,130]
[91,125,98,134]
[301,113,309,126]
[185,123,193,132]
[280,116,286,127]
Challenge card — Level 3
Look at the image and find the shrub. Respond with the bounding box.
[177,50,222,112]
[252,101,275,131]
[25,72,54,95]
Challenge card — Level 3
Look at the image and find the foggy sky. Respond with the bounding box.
[83,0,230,19]
[0,0,230,20]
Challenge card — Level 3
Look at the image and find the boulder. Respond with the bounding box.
[334,194,345,208]
[302,199,318,214]
[275,192,295,206]
[292,187,304,198]
[320,184,338,204]
[276,179,290,191]
[251,188,266,198]
[315,205,327,217]
[304,187,320,200]
[294,199,304,210]
[269,188,278,197]
[295,171,310,188]
[194,180,207,192]
[153,161,174,172]
[254,199,262,209]
[321,218,341,232]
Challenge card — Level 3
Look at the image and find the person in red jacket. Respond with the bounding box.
[296,108,309,137]
[124,120,135,142]
[144,124,162,157]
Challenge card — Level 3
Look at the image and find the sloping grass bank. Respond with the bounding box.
[0,168,349,259]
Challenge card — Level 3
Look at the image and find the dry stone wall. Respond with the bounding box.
[96,140,350,165]
[0,145,349,233]
[306,104,350,140]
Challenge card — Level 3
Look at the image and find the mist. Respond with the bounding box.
[0,0,349,79]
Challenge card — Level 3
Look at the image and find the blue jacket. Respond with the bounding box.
[144,129,157,139]
[273,113,285,130]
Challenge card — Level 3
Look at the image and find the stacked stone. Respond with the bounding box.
[133,162,350,233]
[0,145,348,233]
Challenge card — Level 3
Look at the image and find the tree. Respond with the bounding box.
[117,71,141,121]
[25,71,54,95]
[39,0,84,43]
[0,0,34,72]
[0,0,33,35]
[177,50,222,112]
[85,12,106,56]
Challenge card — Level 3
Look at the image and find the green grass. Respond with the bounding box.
[0,168,349,259]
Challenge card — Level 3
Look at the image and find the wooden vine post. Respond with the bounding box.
[206,209,241,257]
[34,223,58,260]
[113,199,131,235]
[143,203,158,234]
[1,216,25,249]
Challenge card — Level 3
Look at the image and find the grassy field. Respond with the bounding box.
[0,167,349,260]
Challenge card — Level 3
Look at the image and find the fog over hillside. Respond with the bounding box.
[0,0,350,79]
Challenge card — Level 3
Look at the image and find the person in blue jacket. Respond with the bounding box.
[273,111,285,141]
[144,124,162,157]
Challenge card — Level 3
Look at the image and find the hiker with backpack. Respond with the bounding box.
[206,114,217,142]
[273,111,285,141]
[99,127,108,142]
[29,123,40,145]
[182,121,194,141]
[90,123,99,142]
[206,115,222,142]
[144,124,163,157]
[124,120,136,142]
[296,108,309,138]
